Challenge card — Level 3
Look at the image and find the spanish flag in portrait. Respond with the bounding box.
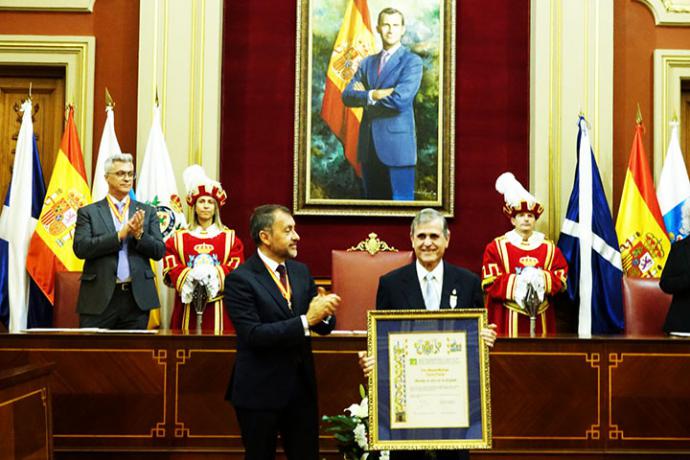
[321,0,377,177]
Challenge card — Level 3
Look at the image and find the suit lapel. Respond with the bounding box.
[96,198,117,233]
[400,263,425,309]
[440,261,454,309]
[285,260,308,315]
[250,256,294,317]
[128,198,137,219]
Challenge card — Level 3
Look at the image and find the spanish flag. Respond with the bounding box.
[26,106,91,303]
[321,0,376,177]
[615,120,670,278]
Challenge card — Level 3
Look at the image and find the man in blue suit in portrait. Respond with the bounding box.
[342,7,423,201]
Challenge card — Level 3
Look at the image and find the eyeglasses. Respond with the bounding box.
[109,171,136,180]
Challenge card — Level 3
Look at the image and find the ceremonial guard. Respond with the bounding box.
[163,165,244,333]
[482,172,568,336]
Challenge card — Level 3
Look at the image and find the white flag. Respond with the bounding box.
[657,121,690,242]
[0,100,45,332]
[91,106,122,201]
[137,103,187,329]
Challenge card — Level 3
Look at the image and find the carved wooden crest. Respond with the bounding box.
[347,233,398,255]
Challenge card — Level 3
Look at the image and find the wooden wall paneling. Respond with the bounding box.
[1,333,690,457]
[606,340,690,450]
[173,348,239,447]
[0,363,54,460]
[490,339,604,451]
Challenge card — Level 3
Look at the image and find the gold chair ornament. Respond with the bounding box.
[347,233,398,255]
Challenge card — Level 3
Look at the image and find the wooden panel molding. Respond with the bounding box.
[0,35,95,184]
[0,333,689,457]
[0,0,95,12]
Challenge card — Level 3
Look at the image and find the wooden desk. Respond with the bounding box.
[0,362,54,460]
[1,332,689,459]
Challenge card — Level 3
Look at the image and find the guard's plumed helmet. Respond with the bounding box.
[183,164,227,207]
[495,172,543,219]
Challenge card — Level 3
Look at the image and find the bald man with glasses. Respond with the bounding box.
[74,153,165,329]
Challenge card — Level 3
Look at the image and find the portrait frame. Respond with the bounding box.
[367,309,492,451]
[293,0,456,216]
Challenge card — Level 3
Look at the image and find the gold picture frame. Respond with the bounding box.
[367,309,492,451]
[293,0,456,216]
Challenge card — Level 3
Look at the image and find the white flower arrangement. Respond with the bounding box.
[322,385,389,460]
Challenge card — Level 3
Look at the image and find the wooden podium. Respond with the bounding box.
[1,331,690,459]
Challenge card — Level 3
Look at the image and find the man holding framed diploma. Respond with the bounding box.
[359,209,496,459]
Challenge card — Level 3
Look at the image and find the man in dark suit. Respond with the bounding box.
[660,234,690,333]
[342,7,423,201]
[361,208,497,460]
[73,153,165,329]
[224,204,339,460]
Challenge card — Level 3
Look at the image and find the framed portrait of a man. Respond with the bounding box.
[293,0,456,216]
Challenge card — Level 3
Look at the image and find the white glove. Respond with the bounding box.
[514,274,528,309]
[180,265,219,303]
[190,264,220,299]
[180,271,196,304]
[514,267,546,308]
[521,267,545,302]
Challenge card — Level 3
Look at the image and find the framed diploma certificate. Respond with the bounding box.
[367,309,491,451]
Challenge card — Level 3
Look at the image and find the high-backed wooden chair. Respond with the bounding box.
[331,233,413,331]
[622,276,672,335]
[53,271,81,328]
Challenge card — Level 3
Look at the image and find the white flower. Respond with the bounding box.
[353,422,368,449]
[345,397,368,419]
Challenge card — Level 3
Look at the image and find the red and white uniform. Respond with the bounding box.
[163,225,243,333]
[482,230,567,337]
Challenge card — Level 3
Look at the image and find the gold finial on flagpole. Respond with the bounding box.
[636,103,643,124]
[672,112,679,123]
[65,103,73,123]
[105,87,115,108]
[28,82,32,99]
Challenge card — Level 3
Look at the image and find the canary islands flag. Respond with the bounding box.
[657,120,690,242]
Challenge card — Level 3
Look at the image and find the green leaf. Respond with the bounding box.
[359,383,366,400]
[334,433,353,443]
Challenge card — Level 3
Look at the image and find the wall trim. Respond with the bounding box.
[530,0,614,240]
[0,35,96,182]
[637,0,690,26]
[653,49,690,180]
[137,0,224,184]
[0,0,95,12]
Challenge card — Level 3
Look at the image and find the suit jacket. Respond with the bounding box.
[224,253,336,410]
[379,260,477,460]
[660,237,690,332]
[73,198,165,315]
[342,46,423,167]
[377,261,484,310]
